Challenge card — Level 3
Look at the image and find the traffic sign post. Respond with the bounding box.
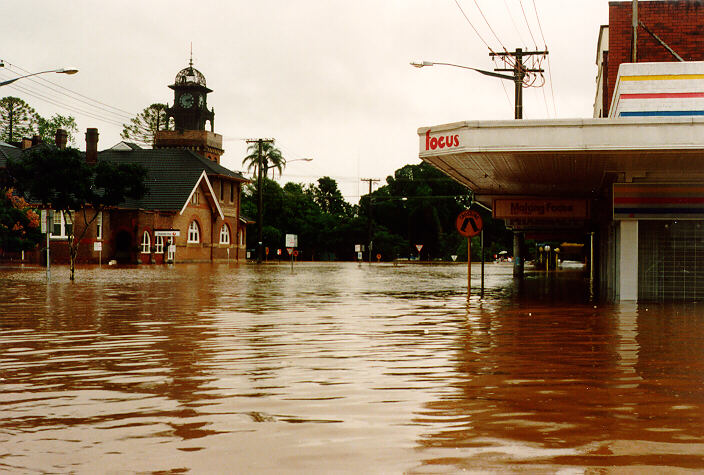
[456,209,484,299]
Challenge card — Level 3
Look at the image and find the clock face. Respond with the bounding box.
[180,93,194,108]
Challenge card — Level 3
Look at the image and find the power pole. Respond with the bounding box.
[361,178,379,263]
[490,48,547,119]
[246,138,275,264]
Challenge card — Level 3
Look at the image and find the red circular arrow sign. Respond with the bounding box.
[456,209,483,237]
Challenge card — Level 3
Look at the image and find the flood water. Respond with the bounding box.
[2,262,704,473]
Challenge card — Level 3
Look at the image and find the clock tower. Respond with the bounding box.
[154,59,224,163]
[164,59,214,131]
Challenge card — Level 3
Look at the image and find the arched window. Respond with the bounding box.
[219,224,230,244]
[188,220,200,243]
[141,231,151,253]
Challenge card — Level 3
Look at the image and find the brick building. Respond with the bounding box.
[595,0,704,117]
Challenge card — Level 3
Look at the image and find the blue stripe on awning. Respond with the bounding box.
[620,110,704,117]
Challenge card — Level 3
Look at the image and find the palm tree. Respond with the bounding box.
[242,142,286,178]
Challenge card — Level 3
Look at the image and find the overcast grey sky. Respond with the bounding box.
[2,1,608,201]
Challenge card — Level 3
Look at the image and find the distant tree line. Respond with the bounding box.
[241,162,513,262]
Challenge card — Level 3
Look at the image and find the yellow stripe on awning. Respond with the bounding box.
[621,74,704,81]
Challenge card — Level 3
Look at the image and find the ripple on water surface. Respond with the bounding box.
[2,262,704,472]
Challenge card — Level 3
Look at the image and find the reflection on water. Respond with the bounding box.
[1,262,704,472]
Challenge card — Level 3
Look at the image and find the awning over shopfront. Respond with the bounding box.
[418,117,704,209]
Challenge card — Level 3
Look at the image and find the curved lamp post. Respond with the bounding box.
[0,67,79,87]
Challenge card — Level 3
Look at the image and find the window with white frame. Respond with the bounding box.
[96,211,103,240]
[51,210,73,238]
[219,224,230,244]
[188,220,200,243]
[141,231,151,253]
[154,235,164,254]
[191,191,200,205]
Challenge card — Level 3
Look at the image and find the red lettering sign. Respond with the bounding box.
[425,130,460,151]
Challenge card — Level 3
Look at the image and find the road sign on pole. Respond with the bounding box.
[456,209,483,237]
[456,209,484,299]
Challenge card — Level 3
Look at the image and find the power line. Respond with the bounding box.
[531,0,557,116]
[518,0,538,49]
[472,0,509,53]
[504,0,527,46]
[3,60,137,118]
[452,0,497,54]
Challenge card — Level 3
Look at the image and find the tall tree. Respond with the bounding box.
[37,113,78,145]
[242,141,285,178]
[0,96,39,143]
[312,176,350,216]
[8,146,148,280]
[121,103,170,146]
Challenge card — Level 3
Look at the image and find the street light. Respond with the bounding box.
[0,67,79,87]
[411,54,544,120]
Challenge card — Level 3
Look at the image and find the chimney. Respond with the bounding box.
[31,135,42,147]
[21,138,32,149]
[55,128,68,149]
[85,128,99,164]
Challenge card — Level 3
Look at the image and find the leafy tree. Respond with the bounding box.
[121,103,170,146]
[242,141,285,178]
[8,146,149,280]
[37,114,78,145]
[0,96,39,143]
[0,188,42,254]
[312,176,351,216]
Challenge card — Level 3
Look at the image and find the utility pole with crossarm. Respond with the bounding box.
[490,48,547,120]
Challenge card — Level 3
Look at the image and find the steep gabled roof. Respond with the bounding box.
[97,148,245,211]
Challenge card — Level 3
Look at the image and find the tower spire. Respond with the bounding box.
[189,42,193,67]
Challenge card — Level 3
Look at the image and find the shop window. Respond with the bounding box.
[141,231,151,253]
[220,224,230,244]
[188,220,201,243]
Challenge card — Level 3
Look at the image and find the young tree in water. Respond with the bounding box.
[0,96,39,143]
[8,146,148,280]
[121,103,170,146]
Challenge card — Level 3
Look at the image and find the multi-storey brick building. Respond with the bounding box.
[595,0,704,117]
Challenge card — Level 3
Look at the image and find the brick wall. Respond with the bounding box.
[607,0,704,113]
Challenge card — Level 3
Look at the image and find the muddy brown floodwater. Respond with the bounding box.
[1,262,704,473]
